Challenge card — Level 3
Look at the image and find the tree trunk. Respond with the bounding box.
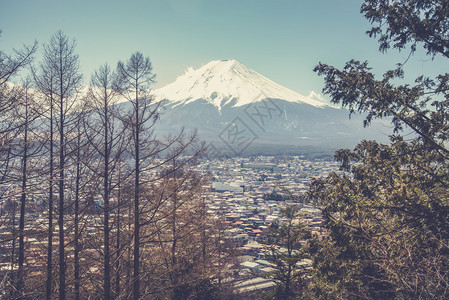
[104,94,111,300]
[17,87,30,298]
[133,85,140,300]
[74,128,81,300]
[10,200,17,299]
[46,94,54,300]
[115,169,121,298]
[58,72,66,300]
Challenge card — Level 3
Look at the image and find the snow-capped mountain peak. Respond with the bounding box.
[154,59,328,109]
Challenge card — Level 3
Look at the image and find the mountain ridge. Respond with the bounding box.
[153,59,329,110]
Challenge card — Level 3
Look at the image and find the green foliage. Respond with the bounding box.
[361,0,449,57]
[266,207,312,299]
[308,140,449,299]
[308,0,449,299]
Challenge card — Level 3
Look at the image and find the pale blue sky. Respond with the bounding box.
[1,0,446,98]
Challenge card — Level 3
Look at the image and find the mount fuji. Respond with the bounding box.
[154,59,327,109]
[150,59,390,155]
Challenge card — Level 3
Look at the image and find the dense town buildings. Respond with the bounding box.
[195,155,337,294]
[0,154,338,297]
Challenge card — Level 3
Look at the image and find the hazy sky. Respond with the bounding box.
[1,0,446,99]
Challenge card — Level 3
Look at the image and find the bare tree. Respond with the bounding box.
[0,30,37,87]
[12,79,43,298]
[115,52,212,299]
[115,52,158,299]
[0,33,37,207]
[85,63,127,299]
[66,103,95,300]
[0,36,37,156]
[151,158,212,299]
[135,155,237,299]
[39,30,82,300]
[0,33,37,298]
[33,54,57,300]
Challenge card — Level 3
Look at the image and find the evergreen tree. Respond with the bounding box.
[266,207,311,300]
[308,1,449,298]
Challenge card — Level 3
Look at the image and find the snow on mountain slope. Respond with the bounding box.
[112,58,392,152]
[153,59,328,109]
